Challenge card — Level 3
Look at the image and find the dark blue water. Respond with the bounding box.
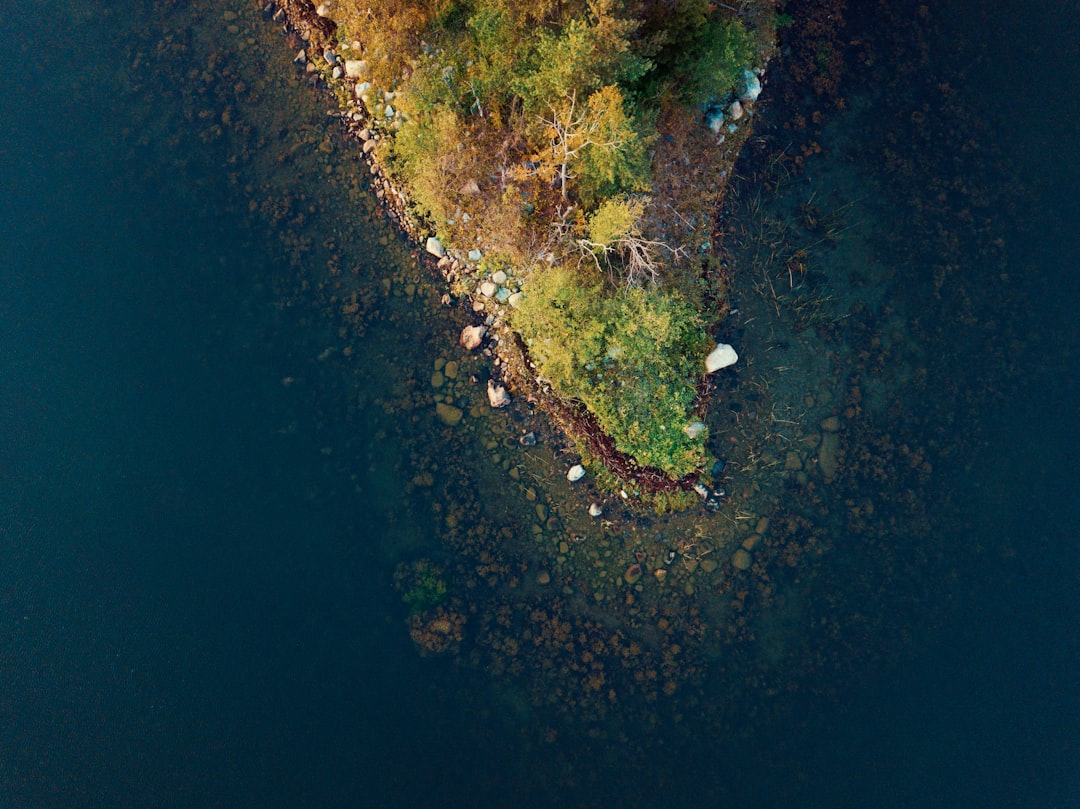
[1,1,1076,808]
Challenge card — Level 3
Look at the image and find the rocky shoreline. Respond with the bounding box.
[261,0,770,501]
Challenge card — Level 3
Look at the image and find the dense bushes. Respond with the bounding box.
[513,266,711,476]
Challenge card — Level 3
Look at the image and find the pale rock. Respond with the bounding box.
[468,248,483,262]
[684,420,707,439]
[729,100,744,120]
[588,502,603,518]
[480,281,497,297]
[459,324,486,350]
[344,60,367,78]
[507,292,523,308]
[490,270,507,285]
[705,343,738,373]
[739,68,762,103]
[487,380,511,408]
[567,464,586,483]
[425,236,445,258]
[706,109,725,133]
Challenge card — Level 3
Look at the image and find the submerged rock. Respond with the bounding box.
[732,548,752,571]
[436,402,463,426]
[818,431,840,479]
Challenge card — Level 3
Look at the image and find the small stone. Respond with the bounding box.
[567,464,586,482]
[537,571,551,585]
[435,403,463,426]
[459,179,481,196]
[490,270,507,285]
[487,380,511,408]
[732,548,752,570]
[728,100,744,120]
[705,343,739,373]
[820,415,840,432]
[701,559,718,573]
[468,248,483,262]
[460,324,486,350]
[755,517,770,535]
[559,541,569,554]
[624,564,643,585]
[507,292,524,308]
[430,370,445,388]
[742,534,761,551]
[684,420,707,439]
[332,66,343,79]
[443,360,459,379]
[654,568,667,583]
[480,281,497,297]
[519,432,536,446]
[222,10,237,21]
[588,502,603,518]
[784,451,803,471]
[344,60,367,78]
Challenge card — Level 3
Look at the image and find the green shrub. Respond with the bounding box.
[684,16,756,104]
[513,266,712,477]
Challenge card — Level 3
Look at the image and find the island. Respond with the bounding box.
[269,0,779,508]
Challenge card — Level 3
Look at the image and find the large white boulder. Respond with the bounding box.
[705,343,739,373]
[460,324,486,350]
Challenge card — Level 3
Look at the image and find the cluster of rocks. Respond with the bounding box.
[704,67,765,136]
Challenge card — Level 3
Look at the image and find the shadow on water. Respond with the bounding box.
[0,0,1076,807]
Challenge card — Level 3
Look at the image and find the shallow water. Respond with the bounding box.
[1,1,1076,807]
